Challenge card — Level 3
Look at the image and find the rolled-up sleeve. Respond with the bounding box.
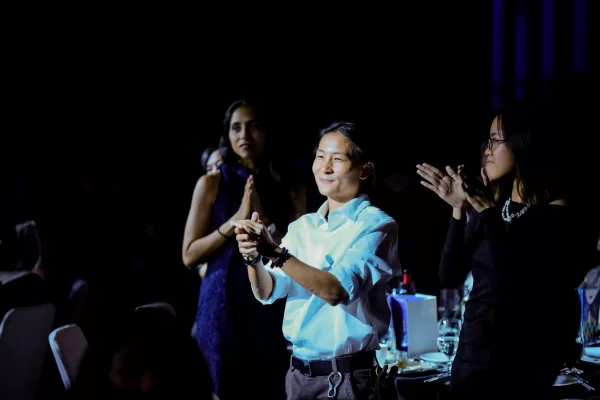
[255,262,292,305]
[254,232,294,305]
[329,219,400,303]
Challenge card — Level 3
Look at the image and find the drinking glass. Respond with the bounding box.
[437,318,461,372]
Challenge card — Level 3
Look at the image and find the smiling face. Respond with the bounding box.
[228,105,266,162]
[483,116,516,182]
[312,131,366,205]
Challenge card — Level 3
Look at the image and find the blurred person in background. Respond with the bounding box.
[68,309,212,400]
[196,145,223,280]
[200,145,222,176]
[0,216,49,320]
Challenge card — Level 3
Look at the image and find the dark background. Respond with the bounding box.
[2,1,599,323]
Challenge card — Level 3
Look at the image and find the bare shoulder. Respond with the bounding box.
[197,171,220,191]
[194,171,221,202]
[549,199,567,206]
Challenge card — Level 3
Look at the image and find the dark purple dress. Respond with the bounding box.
[195,163,288,399]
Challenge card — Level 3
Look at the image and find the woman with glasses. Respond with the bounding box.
[416,101,597,399]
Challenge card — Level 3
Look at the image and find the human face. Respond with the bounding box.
[483,116,515,182]
[205,150,222,173]
[228,106,266,161]
[312,131,365,208]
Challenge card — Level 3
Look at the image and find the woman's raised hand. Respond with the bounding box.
[417,163,468,209]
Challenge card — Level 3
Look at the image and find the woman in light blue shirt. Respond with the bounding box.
[233,122,401,400]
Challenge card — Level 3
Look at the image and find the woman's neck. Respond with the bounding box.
[511,179,524,204]
[240,158,257,172]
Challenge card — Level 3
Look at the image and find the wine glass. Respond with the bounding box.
[437,318,461,373]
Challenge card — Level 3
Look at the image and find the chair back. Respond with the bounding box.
[0,303,55,400]
[48,324,88,390]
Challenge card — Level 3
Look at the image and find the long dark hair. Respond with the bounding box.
[492,100,563,206]
[219,99,286,184]
[219,99,270,166]
[316,121,377,195]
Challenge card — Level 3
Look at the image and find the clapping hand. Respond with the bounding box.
[464,168,495,213]
[417,163,468,209]
[234,175,254,221]
[232,212,279,259]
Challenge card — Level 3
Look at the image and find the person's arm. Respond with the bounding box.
[242,216,347,306]
[270,250,348,306]
[182,173,239,268]
[198,263,208,279]
[248,258,292,303]
[248,229,294,304]
[439,208,481,288]
[267,219,400,306]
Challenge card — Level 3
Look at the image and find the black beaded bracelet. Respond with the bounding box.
[243,254,261,266]
[272,247,290,268]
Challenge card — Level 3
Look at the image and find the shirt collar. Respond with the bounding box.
[314,194,371,230]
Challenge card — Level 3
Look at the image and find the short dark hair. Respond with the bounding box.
[317,121,376,193]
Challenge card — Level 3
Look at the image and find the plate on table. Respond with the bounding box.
[419,352,452,364]
[395,360,438,376]
[553,374,578,386]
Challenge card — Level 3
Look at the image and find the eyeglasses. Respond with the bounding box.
[486,137,507,150]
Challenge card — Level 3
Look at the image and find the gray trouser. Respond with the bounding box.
[285,361,377,400]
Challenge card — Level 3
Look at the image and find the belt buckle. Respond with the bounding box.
[327,371,343,399]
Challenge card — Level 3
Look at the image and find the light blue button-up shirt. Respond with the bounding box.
[257,194,401,360]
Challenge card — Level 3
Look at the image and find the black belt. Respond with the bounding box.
[291,352,376,377]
